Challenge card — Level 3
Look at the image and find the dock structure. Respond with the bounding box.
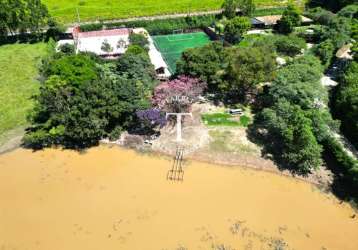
[167,146,185,181]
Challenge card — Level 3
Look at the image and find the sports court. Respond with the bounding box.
[152,31,211,73]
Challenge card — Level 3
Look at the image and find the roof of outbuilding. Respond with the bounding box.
[77,28,130,38]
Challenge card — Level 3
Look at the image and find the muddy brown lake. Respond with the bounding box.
[0,146,358,250]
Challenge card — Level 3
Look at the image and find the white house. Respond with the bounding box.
[72,27,130,57]
[57,27,170,78]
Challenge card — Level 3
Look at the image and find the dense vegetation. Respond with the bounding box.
[177,42,276,102]
[80,15,218,35]
[23,48,157,148]
[0,0,49,36]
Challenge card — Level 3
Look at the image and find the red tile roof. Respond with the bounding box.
[76,28,130,38]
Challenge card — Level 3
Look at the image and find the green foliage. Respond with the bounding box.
[45,18,65,41]
[306,0,356,12]
[224,16,251,44]
[42,54,98,87]
[101,39,113,52]
[267,55,325,109]
[80,15,217,35]
[250,54,337,173]
[238,0,256,16]
[58,43,75,54]
[177,42,228,91]
[125,45,147,55]
[177,41,276,100]
[312,39,335,68]
[275,3,301,34]
[222,0,238,19]
[0,0,49,36]
[129,33,149,49]
[0,43,48,142]
[337,4,358,18]
[253,100,322,173]
[224,45,276,99]
[323,136,358,188]
[202,113,251,127]
[306,7,336,25]
[273,35,306,56]
[334,62,358,148]
[25,49,156,148]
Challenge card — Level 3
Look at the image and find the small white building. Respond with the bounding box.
[73,27,130,57]
[57,27,170,78]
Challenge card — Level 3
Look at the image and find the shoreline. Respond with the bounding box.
[0,139,330,189]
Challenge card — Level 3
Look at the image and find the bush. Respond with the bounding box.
[324,136,358,188]
[224,16,251,44]
[42,54,99,87]
[312,39,335,68]
[274,35,307,57]
[275,3,301,34]
[306,7,336,25]
[58,43,75,54]
[129,33,149,49]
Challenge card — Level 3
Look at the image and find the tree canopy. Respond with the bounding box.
[0,0,48,36]
[275,3,301,34]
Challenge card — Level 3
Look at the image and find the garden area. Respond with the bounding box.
[0,43,48,146]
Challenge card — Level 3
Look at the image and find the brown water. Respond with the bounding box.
[0,146,358,250]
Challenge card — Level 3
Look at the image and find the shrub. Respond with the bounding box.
[275,3,301,34]
[274,35,307,57]
[129,33,149,49]
[224,16,251,44]
[58,43,75,54]
[312,39,335,68]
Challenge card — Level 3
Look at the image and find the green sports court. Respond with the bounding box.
[152,31,211,73]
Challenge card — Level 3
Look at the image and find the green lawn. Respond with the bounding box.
[43,0,297,23]
[0,43,47,142]
[202,113,251,127]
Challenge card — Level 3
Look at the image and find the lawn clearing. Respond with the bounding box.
[202,113,251,127]
[43,0,302,23]
[0,43,47,143]
[152,32,211,73]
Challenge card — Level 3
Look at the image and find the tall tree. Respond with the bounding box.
[238,0,256,17]
[224,16,251,44]
[275,3,301,34]
[224,45,276,101]
[0,0,48,36]
[222,0,239,19]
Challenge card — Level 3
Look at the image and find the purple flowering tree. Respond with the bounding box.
[152,76,207,112]
[136,108,167,132]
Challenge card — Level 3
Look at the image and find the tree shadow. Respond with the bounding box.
[322,148,358,207]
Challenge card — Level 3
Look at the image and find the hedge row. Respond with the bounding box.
[80,15,218,35]
[324,136,358,187]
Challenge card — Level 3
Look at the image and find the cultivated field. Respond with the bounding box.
[43,0,296,23]
[0,43,47,144]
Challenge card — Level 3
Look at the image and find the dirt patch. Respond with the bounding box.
[149,102,334,188]
[0,126,25,155]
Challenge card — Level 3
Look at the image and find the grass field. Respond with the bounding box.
[202,113,251,127]
[43,0,297,23]
[152,32,211,73]
[0,43,47,143]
